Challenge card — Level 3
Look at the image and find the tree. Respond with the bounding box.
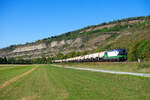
[56,53,64,59]
[3,57,7,64]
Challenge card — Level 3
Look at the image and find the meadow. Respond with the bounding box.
[0,64,150,100]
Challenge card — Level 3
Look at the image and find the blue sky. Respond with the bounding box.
[0,0,150,48]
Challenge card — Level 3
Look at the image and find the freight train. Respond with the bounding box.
[53,49,127,63]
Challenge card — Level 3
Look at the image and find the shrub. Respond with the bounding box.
[137,63,150,69]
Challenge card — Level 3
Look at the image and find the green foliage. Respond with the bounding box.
[7,58,16,64]
[64,52,81,58]
[53,51,89,60]
[55,53,64,60]
[137,63,150,69]
[128,39,150,61]
[0,57,52,64]
[104,44,112,50]
[31,57,52,64]
[0,57,7,64]
[107,33,120,41]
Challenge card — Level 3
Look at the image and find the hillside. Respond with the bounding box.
[0,15,150,62]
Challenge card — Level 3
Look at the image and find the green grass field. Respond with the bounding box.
[0,65,33,85]
[0,64,150,100]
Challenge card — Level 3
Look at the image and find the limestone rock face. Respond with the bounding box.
[51,41,58,47]
[60,40,65,45]
[13,43,46,53]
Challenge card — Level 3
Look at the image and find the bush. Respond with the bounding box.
[137,63,150,69]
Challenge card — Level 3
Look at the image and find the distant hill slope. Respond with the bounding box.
[0,15,150,61]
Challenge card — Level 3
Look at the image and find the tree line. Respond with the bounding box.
[0,57,53,64]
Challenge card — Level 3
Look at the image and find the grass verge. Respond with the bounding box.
[56,62,150,73]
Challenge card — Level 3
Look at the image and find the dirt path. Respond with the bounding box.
[0,68,10,70]
[0,64,32,67]
[0,67,16,70]
[52,64,150,78]
[0,67,37,89]
[20,96,40,100]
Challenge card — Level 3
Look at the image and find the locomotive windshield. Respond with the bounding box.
[118,49,127,55]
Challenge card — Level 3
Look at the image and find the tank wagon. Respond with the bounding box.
[53,49,127,63]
